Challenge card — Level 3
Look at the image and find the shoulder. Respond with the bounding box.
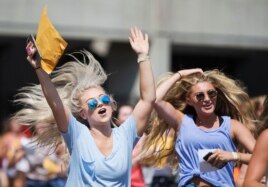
[253,130,268,158]
[258,129,268,143]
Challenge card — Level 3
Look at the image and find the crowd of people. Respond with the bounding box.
[0,26,268,187]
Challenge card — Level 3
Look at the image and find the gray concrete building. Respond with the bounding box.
[1,0,268,122]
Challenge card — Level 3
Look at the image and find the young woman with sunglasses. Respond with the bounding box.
[13,27,155,187]
[140,69,256,187]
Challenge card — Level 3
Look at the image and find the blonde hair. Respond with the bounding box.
[140,69,256,169]
[13,50,116,147]
[257,96,268,135]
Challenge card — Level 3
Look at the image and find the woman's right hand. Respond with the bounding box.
[26,42,41,69]
[178,68,203,78]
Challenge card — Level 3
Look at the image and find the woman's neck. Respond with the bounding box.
[196,114,218,127]
[90,125,112,139]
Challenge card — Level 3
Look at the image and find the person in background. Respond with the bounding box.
[1,118,27,187]
[116,105,135,126]
[141,128,177,187]
[23,122,67,187]
[14,27,155,186]
[0,128,9,187]
[141,69,256,187]
[235,95,266,187]
[116,104,146,187]
[243,96,268,187]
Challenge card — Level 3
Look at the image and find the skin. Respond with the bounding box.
[26,26,155,161]
[243,129,268,187]
[153,69,255,185]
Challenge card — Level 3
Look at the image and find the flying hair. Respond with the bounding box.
[13,50,109,148]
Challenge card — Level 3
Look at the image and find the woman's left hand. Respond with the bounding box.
[207,149,234,168]
[129,27,149,56]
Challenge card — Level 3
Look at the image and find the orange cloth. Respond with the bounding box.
[36,6,67,74]
[233,166,240,182]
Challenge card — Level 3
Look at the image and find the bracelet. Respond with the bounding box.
[35,67,41,70]
[137,55,149,63]
[232,152,239,161]
[177,71,182,78]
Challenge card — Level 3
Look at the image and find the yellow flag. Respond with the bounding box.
[36,6,68,74]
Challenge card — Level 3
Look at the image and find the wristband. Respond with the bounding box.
[232,152,238,161]
[35,67,41,70]
[137,55,149,63]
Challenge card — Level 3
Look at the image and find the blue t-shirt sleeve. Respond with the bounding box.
[61,113,83,154]
[119,115,140,149]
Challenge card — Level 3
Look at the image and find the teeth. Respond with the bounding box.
[98,108,106,114]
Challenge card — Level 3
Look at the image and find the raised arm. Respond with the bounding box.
[129,27,155,136]
[154,69,203,129]
[26,42,69,132]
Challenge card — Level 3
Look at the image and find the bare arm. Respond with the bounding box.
[206,120,255,168]
[243,130,268,187]
[236,164,248,187]
[26,42,69,132]
[232,119,256,164]
[129,27,156,136]
[154,69,203,129]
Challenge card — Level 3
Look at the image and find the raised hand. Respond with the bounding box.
[26,42,41,69]
[129,27,149,55]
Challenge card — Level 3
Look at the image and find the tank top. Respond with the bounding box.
[176,114,236,187]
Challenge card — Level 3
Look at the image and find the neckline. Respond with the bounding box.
[89,130,116,160]
[191,115,224,132]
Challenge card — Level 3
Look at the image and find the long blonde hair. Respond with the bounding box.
[256,96,268,135]
[13,50,116,147]
[140,69,256,169]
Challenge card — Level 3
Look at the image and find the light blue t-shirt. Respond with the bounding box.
[176,114,236,187]
[62,113,139,187]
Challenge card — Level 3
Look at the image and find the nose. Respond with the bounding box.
[96,100,104,108]
[203,93,211,101]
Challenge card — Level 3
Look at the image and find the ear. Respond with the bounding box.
[186,96,193,106]
[79,109,87,120]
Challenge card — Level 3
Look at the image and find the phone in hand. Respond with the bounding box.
[216,161,227,169]
[203,152,213,161]
[26,34,42,63]
[203,151,227,169]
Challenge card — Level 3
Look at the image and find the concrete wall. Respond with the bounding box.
[1,0,268,48]
[0,0,268,120]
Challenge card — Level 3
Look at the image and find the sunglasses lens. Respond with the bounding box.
[100,95,111,104]
[208,90,217,98]
[88,99,98,110]
[195,93,205,101]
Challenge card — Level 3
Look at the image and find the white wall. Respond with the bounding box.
[1,0,268,48]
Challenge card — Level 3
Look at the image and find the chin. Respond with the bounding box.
[201,108,215,115]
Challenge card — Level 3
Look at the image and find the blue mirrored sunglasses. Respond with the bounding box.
[87,95,111,110]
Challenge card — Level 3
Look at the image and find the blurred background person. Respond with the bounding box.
[23,122,67,187]
[116,104,146,187]
[1,118,28,187]
[0,127,9,187]
[140,126,177,187]
[243,96,268,186]
[116,105,134,126]
[235,95,267,187]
